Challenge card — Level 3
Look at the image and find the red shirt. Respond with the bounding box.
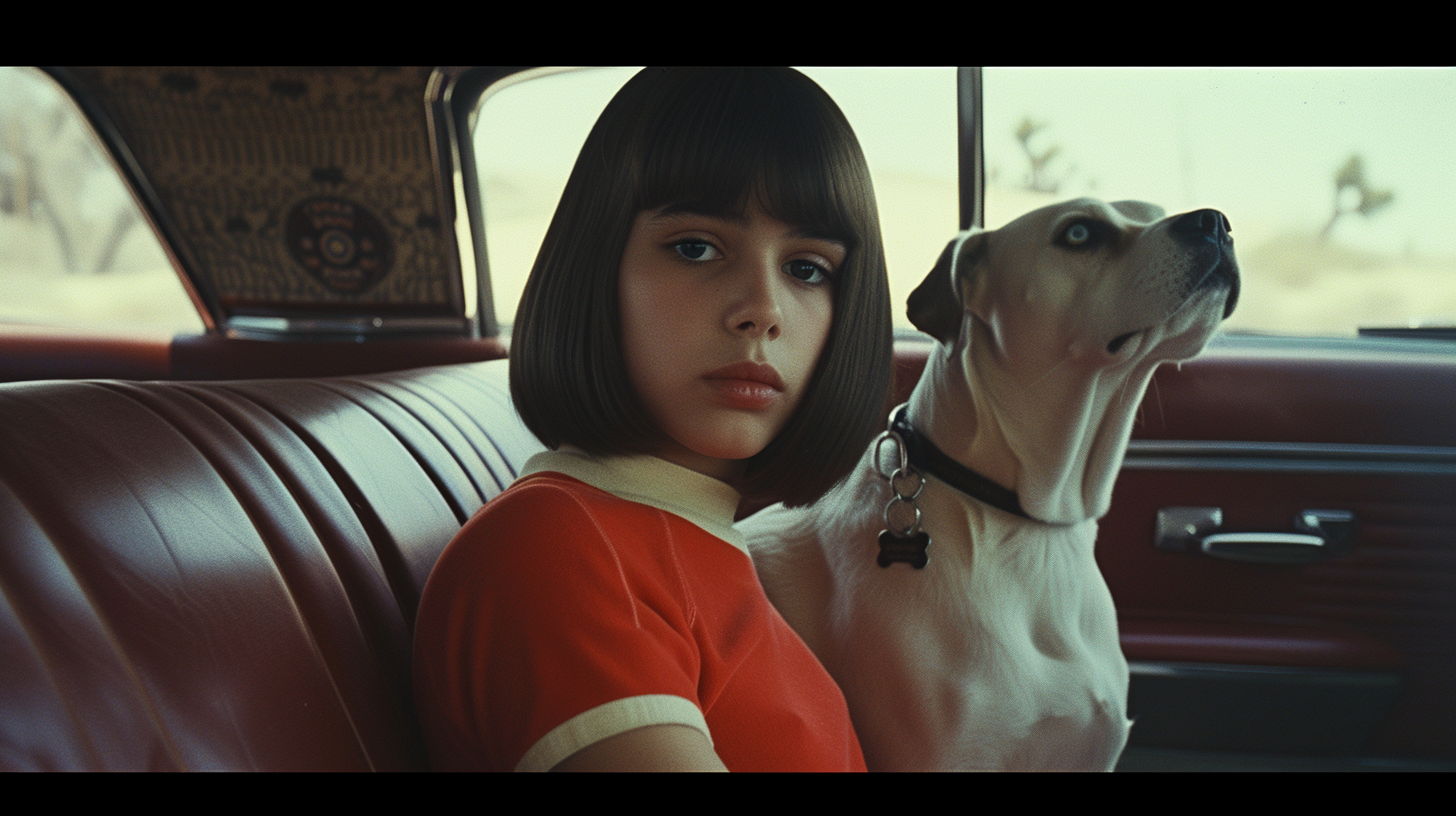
[413,450,865,772]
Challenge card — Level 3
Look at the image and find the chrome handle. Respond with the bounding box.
[1156,507,1355,564]
[1201,532,1326,563]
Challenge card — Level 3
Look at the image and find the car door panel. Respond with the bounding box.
[1100,334,1456,763]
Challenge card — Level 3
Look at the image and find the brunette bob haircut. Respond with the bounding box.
[510,67,893,507]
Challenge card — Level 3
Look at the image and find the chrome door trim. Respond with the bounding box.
[1124,440,1456,474]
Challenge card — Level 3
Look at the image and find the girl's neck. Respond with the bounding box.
[647,439,749,486]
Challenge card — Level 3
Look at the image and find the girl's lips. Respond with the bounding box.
[701,361,785,391]
[703,379,780,411]
[702,362,784,410]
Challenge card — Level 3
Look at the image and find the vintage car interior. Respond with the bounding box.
[1,66,1452,771]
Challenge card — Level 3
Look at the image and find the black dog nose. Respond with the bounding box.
[1171,208,1231,242]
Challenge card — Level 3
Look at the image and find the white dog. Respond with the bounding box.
[742,198,1239,771]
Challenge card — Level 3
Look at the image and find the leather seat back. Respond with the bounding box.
[0,359,544,770]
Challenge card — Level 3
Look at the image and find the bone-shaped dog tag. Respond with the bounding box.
[877,529,930,569]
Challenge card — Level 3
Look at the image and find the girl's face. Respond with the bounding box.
[618,203,842,483]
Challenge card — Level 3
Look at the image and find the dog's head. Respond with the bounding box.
[906,198,1240,522]
[908,198,1239,368]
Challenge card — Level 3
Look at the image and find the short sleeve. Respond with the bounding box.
[414,477,708,772]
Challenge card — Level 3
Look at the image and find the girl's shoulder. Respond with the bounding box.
[424,470,684,624]
[470,469,660,540]
[442,468,696,581]
[486,449,745,549]
[428,452,750,602]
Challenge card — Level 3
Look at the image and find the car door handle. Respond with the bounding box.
[1156,507,1356,564]
[1199,532,1326,562]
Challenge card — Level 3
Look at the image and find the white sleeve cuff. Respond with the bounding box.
[515,694,712,772]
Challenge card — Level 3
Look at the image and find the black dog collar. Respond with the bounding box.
[889,405,1033,521]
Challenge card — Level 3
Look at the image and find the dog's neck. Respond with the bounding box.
[905,321,1161,525]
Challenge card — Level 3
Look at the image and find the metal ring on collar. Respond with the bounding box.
[883,496,922,537]
[874,429,908,481]
[889,466,925,502]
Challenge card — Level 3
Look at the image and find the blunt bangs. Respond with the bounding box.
[511,67,893,507]
[629,68,864,255]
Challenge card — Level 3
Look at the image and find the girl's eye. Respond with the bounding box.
[785,259,830,285]
[672,240,720,262]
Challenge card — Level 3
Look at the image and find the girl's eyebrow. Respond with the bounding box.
[648,204,849,249]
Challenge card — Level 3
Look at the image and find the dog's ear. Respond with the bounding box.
[906,237,963,343]
[907,232,986,344]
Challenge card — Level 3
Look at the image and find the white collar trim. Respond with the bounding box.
[520,447,746,553]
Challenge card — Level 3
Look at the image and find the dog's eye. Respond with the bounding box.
[1061,221,1097,247]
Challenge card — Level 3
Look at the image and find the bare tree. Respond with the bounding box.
[0,67,142,275]
[1320,153,1394,243]
[1015,117,1073,194]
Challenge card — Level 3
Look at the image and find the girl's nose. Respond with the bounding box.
[725,258,783,340]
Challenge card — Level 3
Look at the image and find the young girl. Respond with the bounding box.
[413,67,893,772]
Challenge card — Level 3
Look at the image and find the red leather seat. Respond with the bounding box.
[0,359,545,770]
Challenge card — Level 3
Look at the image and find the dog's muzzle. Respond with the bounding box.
[1171,208,1240,318]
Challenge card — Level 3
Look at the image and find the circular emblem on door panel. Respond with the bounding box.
[285,196,392,294]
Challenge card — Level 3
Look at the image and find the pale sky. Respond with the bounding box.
[471,67,1456,334]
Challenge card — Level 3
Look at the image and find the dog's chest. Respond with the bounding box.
[827,476,1131,771]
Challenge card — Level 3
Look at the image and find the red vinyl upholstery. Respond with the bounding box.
[0,359,545,770]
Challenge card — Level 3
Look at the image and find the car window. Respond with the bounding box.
[471,67,958,335]
[0,67,204,333]
[982,67,1456,338]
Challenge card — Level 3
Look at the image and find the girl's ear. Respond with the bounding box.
[907,231,986,344]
